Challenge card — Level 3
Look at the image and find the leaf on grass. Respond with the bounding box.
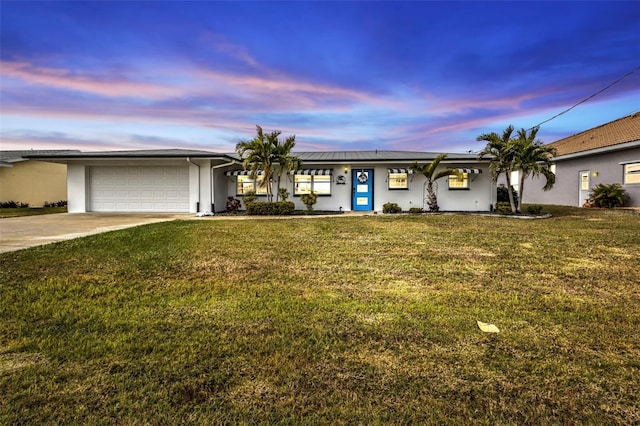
[477,320,500,333]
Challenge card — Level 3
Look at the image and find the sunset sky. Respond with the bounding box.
[1,1,639,153]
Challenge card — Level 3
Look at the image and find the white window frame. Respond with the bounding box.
[388,172,409,190]
[623,162,640,185]
[448,173,469,190]
[294,174,331,196]
[236,175,268,195]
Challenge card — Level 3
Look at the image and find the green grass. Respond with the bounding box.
[0,207,67,218]
[1,206,639,424]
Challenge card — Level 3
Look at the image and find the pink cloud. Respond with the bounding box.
[190,67,382,107]
[1,61,184,100]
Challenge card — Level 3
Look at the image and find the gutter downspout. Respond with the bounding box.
[211,160,240,213]
[187,157,200,212]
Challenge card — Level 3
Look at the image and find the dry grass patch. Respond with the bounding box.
[1,206,639,423]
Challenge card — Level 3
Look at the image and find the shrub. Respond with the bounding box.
[278,187,290,202]
[408,207,423,214]
[383,202,402,213]
[524,204,544,214]
[242,190,257,208]
[495,202,512,215]
[300,192,318,212]
[0,201,29,208]
[246,201,295,216]
[497,185,519,207]
[43,200,67,207]
[588,183,629,208]
[225,197,241,212]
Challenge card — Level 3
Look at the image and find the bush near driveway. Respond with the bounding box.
[1,206,639,424]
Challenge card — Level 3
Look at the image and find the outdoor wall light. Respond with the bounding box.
[592,171,599,177]
[344,166,349,174]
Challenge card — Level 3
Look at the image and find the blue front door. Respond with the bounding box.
[352,169,374,210]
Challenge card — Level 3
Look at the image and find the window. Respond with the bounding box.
[510,170,520,192]
[580,172,590,191]
[624,163,640,184]
[294,174,331,195]
[449,173,469,189]
[237,175,267,195]
[388,172,408,189]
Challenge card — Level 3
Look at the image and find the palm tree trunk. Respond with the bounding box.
[518,173,526,213]
[505,173,516,213]
[427,181,439,212]
[276,173,282,201]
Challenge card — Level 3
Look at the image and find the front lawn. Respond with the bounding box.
[1,207,638,423]
[0,207,67,218]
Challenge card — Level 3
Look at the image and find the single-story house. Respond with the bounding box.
[521,113,640,207]
[0,150,77,207]
[25,149,494,213]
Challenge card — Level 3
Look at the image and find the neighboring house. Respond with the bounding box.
[26,149,493,213]
[521,113,640,207]
[0,150,77,207]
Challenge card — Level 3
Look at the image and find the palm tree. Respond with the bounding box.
[236,125,300,202]
[477,125,519,213]
[236,125,276,202]
[271,133,301,201]
[410,154,463,212]
[513,127,556,212]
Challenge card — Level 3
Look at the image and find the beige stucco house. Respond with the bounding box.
[0,150,77,207]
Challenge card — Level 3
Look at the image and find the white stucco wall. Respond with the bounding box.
[66,163,87,213]
[217,163,492,212]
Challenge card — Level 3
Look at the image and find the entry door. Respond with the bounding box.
[352,169,374,210]
[579,171,590,207]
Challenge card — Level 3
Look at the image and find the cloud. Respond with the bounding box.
[1,60,184,100]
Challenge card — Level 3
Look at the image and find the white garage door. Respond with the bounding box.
[89,166,190,212]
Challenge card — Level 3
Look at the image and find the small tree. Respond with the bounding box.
[272,135,301,201]
[236,126,276,202]
[410,154,462,212]
[300,191,317,212]
[477,125,519,213]
[513,127,556,212]
[278,187,290,202]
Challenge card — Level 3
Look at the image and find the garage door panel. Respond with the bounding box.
[89,166,190,212]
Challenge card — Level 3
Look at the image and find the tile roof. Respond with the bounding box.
[549,112,640,156]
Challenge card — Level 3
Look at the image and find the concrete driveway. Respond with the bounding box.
[0,213,189,253]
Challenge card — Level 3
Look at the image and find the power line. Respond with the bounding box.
[530,65,640,130]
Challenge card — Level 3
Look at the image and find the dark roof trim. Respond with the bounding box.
[24,149,237,161]
[224,170,264,176]
[22,149,489,164]
[292,169,333,175]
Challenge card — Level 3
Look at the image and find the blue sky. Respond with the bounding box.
[1,1,639,153]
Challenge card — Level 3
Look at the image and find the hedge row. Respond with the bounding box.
[246,201,295,215]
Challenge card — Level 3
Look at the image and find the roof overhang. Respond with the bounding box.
[23,150,239,164]
[553,140,640,161]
